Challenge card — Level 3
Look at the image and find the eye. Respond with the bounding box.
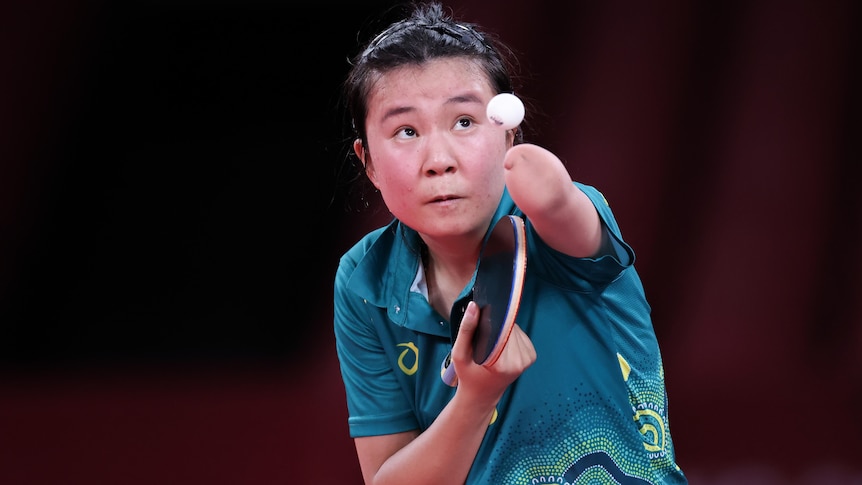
[454,117,473,130]
[395,127,417,139]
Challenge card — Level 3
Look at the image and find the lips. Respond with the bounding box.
[429,194,460,203]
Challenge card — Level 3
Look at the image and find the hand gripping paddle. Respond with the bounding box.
[441,215,528,386]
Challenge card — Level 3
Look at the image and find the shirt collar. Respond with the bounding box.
[346,220,450,337]
[345,189,518,336]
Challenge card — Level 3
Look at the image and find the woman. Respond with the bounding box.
[333,2,687,483]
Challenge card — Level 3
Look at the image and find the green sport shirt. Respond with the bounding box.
[334,183,687,484]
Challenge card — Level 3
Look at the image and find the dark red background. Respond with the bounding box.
[2,1,860,483]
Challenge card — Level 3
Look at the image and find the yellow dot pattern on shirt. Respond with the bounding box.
[504,433,647,483]
[499,402,655,484]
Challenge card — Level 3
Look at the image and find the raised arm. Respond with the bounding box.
[503,143,604,258]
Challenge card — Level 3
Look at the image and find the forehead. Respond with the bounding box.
[367,57,494,113]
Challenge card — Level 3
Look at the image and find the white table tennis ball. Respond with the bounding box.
[486,92,525,130]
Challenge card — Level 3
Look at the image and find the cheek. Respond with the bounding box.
[367,142,419,192]
[372,166,415,207]
[482,169,507,203]
[371,161,405,188]
[479,142,510,199]
[475,138,509,180]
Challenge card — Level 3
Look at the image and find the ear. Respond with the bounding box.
[505,127,518,147]
[352,138,364,162]
[353,139,379,187]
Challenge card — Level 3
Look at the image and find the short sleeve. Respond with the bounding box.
[333,248,420,438]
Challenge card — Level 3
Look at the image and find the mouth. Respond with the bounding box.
[429,194,460,204]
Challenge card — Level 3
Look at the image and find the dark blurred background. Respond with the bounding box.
[1,0,860,483]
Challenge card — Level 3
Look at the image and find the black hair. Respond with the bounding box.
[345,2,521,146]
[335,1,523,213]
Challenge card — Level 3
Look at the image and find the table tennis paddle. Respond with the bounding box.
[441,214,527,386]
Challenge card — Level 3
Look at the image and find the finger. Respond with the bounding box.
[489,323,536,373]
[452,301,479,361]
[507,324,537,363]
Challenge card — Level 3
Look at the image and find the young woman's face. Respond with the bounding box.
[357,57,513,242]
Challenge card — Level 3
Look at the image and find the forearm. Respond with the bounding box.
[358,299,534,485]
[504,143,603,257]
[371,391,496,485]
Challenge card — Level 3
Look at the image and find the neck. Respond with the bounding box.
[422,242,478,319]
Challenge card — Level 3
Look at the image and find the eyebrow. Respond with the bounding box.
[379,93,485,124]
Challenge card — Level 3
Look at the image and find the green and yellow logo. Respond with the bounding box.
[396,342,419,375]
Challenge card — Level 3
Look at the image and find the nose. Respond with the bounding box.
[421,133,458,176]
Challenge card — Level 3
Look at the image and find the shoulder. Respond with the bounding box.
[339,224,393,272]
[336,219,422,309]
[573,182,624,235]
[336,223,396,292]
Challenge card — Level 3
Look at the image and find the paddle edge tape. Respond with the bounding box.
[479,214,527,367]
